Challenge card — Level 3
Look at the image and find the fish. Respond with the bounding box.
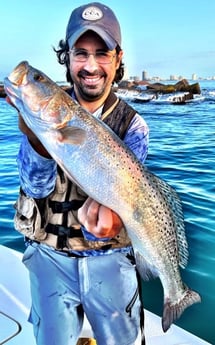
[4,61,201,332]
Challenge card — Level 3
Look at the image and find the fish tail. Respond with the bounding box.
[162,288,201,332]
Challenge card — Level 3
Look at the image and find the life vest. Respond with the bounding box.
[14,92,137,252]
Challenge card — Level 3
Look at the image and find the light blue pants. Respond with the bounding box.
[22,242,142,345]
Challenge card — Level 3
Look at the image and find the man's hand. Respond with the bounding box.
[6,96,50,158]
[77,197,123,238]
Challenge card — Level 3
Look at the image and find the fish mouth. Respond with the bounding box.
[7,61,29,86]
[4,61,29,103]
[4,61,49,115]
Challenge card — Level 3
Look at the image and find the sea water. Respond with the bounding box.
[0,81,214,344]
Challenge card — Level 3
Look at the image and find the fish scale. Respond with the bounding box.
[4,61,201,332]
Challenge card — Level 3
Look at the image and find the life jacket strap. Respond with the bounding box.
[49,199,85,213]
[46,223,83,238]
[45,223,84,249]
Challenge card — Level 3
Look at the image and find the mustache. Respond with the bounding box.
[78,70,106,78]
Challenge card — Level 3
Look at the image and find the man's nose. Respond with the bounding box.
[84,54,99,72]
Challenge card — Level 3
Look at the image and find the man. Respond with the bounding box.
[11,2,149,344]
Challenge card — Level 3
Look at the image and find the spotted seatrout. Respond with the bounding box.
[4,61,201,332]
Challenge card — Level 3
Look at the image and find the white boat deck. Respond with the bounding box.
[0,245,211,345]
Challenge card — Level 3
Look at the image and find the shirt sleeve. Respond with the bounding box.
[17,135,57,198]
[123,113,149,164]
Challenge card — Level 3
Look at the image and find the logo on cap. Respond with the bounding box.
[82,6,103,21]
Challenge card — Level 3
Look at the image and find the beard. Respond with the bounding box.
[75,70,107,102]
[77,84,106,101]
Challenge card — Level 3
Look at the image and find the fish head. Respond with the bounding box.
[4,61,73,128]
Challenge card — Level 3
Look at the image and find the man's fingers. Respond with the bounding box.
[77,198,123,238]
[86,199,100,228]
[77,197,99,230]
[97,206,112,231]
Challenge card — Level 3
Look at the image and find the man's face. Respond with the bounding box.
[68,31,123,102]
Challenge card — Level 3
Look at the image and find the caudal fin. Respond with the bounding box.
[162,288,201,332]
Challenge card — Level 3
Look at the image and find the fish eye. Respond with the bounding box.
[33,73,44,82]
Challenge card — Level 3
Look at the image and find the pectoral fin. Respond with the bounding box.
[57,126,87,145]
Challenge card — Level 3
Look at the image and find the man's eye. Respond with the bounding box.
[96,51,108,57]
[75,51,88,57]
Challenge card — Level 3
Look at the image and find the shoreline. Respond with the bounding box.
[0,79,201,99]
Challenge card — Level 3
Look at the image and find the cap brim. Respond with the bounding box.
[67,25,117,50]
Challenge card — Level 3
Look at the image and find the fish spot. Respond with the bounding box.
[133,208,142,221]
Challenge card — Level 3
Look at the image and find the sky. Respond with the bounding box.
[0,0,215,82]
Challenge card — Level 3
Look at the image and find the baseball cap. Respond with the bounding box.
[66,2,121,50]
